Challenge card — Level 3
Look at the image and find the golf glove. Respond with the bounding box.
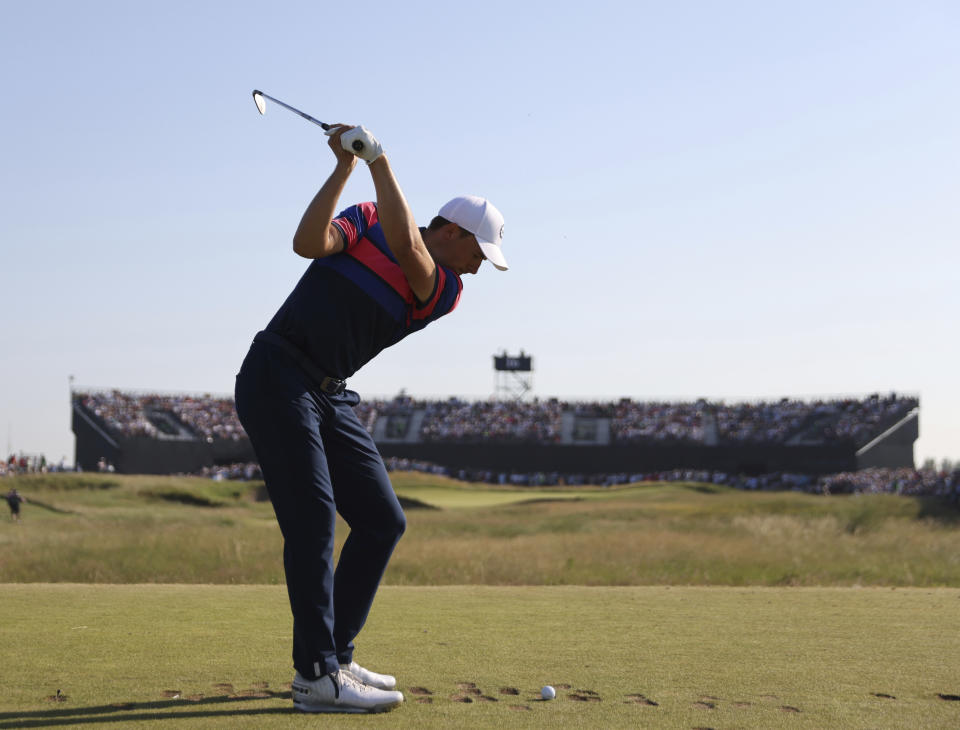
[340,126,383,164]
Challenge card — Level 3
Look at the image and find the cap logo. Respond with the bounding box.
[499,224,504,241]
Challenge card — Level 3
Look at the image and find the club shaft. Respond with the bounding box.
[255,91,331,130]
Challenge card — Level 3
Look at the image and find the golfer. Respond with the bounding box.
[235,124,507,714]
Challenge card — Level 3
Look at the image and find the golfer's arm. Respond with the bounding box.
[293,162,353,258]
[367,156,437,302]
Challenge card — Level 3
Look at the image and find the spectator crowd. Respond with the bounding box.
[75,390,918,448]
[420,398,563,442]
[61,388,952,501]
[610,393,914,446]
[78,391,246,441]
[379,459,960,499]
[1,453,70,477]
[178,456,960,501]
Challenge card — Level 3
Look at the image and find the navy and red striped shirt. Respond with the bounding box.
[264,202,462,379]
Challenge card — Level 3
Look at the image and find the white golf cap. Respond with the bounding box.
[438,195,508,271]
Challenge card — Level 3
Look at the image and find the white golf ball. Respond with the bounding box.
[541,685,556,700]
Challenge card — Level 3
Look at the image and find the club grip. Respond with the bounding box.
[340,127,380,162]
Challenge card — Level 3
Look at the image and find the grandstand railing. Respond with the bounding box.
[72,400,120,449]
[856,408,921,457]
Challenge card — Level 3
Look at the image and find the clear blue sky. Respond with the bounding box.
[1,1,957,466]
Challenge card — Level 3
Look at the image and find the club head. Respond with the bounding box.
[252,90,266,115]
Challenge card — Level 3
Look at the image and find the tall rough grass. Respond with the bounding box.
[2,473,958,585]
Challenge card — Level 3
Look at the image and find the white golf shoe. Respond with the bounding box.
[341,661,397,690]
[291,669,403,714]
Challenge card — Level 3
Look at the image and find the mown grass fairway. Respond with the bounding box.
[2,473,959,586]
[1,584,959,728]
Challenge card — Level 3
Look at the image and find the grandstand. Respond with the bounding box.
[71,389,918,477]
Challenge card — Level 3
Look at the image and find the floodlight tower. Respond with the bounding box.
[493,350,534,401]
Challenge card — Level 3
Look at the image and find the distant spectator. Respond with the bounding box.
[199,462,263,481]
[6,488,26,522]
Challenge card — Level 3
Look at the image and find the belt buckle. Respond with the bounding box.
[320,376,345,395]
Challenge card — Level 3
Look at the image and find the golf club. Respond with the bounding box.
[252,90,365,152]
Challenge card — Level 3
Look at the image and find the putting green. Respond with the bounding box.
[391,479,664,509]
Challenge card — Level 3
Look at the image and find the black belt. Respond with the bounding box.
[253,331,347,395]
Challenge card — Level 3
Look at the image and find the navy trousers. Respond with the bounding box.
[234,340,406,679]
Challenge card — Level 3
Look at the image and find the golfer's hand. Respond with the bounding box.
[340,126,384,164]
[325,124,358,169]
